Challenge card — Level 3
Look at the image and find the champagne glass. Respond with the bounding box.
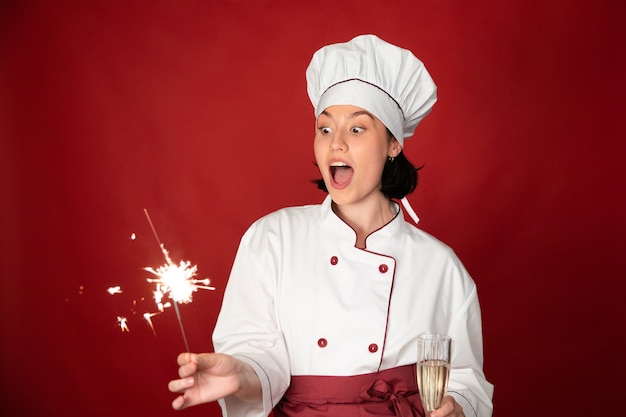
[417,333,451,412]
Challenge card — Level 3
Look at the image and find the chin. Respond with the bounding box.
[327,191,354,206]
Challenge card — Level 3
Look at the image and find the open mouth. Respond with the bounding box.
[330,162,353,188]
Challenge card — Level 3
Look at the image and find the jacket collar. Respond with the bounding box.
[320,195,408,250]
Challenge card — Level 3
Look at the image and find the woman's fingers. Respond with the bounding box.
[168,376,194,394]
[171,394,187,410]
[177,351,195,366]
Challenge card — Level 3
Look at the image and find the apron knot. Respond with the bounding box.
[361,378,423,417]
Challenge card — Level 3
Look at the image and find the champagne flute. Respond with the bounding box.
[417,333,451,412]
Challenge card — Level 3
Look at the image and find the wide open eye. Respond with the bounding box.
[318,126,332,134]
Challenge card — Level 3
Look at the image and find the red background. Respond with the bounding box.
[1,1,624,416]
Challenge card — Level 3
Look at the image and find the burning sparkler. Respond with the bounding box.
[142,208,215,351]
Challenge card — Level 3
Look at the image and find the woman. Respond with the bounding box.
[168,34,494,417]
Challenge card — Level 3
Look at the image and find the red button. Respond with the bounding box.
[318,338,328,348]
[330,256,338,265]
[378,264,388,273]
[368,343,378,353]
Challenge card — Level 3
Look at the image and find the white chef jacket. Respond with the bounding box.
[213,195,494,417]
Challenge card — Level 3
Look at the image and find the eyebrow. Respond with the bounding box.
[320,109,376,121]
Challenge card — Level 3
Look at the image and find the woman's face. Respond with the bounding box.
[314,105,402,208]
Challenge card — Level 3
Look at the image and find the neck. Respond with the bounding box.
[332,196,396,249]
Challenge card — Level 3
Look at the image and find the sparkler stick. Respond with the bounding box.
[171,299,189,351]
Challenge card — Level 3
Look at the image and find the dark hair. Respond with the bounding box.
[312,129,422,199]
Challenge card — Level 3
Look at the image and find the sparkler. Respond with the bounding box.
[142,208,215,351]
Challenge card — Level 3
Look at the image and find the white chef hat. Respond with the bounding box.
[306,34,437,146]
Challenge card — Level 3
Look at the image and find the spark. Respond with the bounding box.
[107,286,122,295]
[144,246,214,305]
[117,316,130,332]
[143,312,160,336]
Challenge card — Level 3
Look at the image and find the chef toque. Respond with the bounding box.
[306,34,437,224]
[306,34,437,147]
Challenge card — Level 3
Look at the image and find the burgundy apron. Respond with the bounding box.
[274,364,425,417]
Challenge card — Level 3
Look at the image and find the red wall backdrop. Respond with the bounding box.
[1,1,624,416]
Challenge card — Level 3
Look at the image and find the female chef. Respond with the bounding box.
[168,34,494,417]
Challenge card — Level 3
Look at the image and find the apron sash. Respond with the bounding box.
[274,364,425,417]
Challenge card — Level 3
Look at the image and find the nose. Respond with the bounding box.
[330,131,347,151]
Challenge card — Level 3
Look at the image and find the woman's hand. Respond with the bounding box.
[429,395,465,417]
[168,352,261,410]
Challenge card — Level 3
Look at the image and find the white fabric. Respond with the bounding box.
[306,34,438,145]
[317,79,404,146]
[401,196,420,224]
[213,196,494,417]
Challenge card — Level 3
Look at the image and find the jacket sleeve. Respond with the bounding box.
[446,256,494,417]
[213,219,290,417]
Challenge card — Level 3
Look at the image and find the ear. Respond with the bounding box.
[388,138,403,158]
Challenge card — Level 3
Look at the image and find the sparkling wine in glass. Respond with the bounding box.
[417,333,451,412]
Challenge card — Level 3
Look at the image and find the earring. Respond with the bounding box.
[388,156,395,162]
